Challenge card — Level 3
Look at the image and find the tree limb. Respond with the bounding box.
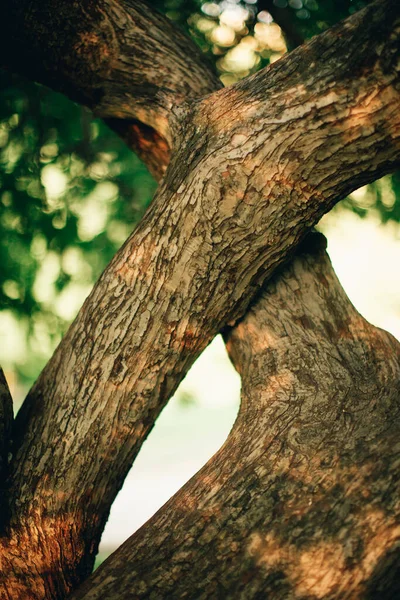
[0,0,399,598]
[71,233,400,599]
[0,0,221,179]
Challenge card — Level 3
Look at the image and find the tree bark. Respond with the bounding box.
[0,370,12,529]
[0,0,399,598]
[70,233,400,600]
[0,0,221,179]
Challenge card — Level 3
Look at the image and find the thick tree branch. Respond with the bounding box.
[0,0,221,179]
[71,234,400,599]
[192,0,400,208]
[0,0,398,598]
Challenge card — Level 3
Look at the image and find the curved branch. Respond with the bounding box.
[0,0,221,179]
[0,0,399,598]
[71,233,400,599]
[192,0,400,209]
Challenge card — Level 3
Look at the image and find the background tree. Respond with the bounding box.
[0,0,399,598]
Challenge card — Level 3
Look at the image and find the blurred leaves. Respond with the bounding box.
[0,70,156,387]
[0,0,398,393]
[343,175,400,223]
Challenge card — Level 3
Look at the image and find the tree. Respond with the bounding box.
[0,0,399,597]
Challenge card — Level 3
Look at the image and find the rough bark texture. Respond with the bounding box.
[0,0,398,598]
[0,0,221,178]
[71,233,400,600]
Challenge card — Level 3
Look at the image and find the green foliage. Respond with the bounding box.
[275,0,372,40]
[0,0,398,392]
[0,71,156,386]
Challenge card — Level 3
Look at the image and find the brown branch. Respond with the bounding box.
[0,0,221,179]
[71,234,400,599]
[195,0,400,208]
[0,0,398,598]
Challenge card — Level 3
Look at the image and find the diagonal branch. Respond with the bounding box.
[70,234,400,599]
[0,0,398,598]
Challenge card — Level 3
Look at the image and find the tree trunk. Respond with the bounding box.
[0,0,399,598]
[71,232,400,600]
